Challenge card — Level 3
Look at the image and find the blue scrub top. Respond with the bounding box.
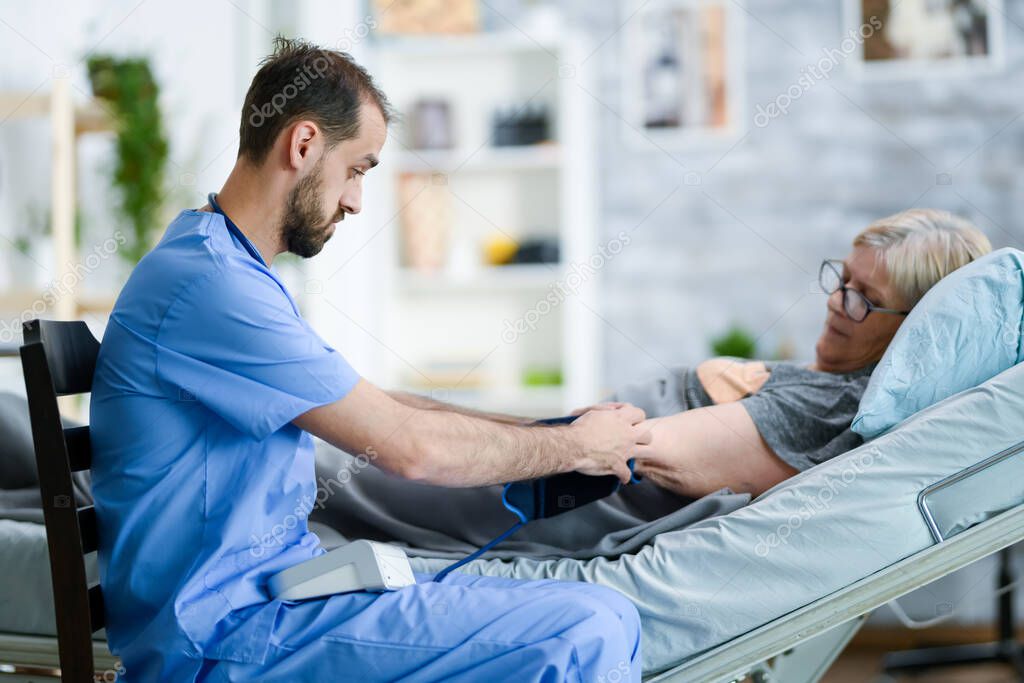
[90,208,359,677]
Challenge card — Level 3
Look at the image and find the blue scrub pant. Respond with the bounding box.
[203,572,642,682]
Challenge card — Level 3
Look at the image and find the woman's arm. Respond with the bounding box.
[633,402,798,498]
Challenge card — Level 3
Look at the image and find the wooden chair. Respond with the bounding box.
[19,319,105,682]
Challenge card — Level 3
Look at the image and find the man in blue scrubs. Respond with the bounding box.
[90,38,649,682]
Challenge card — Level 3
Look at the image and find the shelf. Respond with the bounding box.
[78,292,119,313]
[0,289,118,314]
[392,144,561,174]
[397,264,561,293]
[0,92,50,120]
[0,290,50,312]
[357,29,600,411]
[74,99,114,135]
[373,32,560,59]
[1,80,116,322]
[0,91,113,136]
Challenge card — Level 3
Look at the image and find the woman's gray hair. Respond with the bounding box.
[853,209,991,307]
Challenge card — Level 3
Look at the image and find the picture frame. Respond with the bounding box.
[844,0,1006,80]
[373,0,479,35]
[410,98,454,150]
[621,0,745,147]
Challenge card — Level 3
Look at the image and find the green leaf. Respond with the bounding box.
[87,55,169,265]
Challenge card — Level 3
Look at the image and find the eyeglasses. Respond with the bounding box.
[819,260,910,323]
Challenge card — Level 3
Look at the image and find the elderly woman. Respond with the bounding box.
[305,208,990,562]
[600,208,991,498]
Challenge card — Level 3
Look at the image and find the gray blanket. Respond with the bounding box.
[1,381,748,561]
[0,391,92,525]
[0,380,748,560]
[308,443,750,561]
[1,388,751,672]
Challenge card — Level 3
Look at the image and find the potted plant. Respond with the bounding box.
[87,55,169,265]
[710,324,758,359]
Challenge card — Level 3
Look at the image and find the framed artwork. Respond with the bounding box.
[846,0,1005,79]
[373,0,479,35]
[622,0,744,146]
[410,99,454,150]
[397,172,452,272]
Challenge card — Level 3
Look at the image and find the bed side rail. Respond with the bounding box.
[918,440,1024,543]
[646,501,1024,683]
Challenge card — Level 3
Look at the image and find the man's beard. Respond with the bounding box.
[280,157,343,258]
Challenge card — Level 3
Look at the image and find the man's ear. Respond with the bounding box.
[287,120,320,171]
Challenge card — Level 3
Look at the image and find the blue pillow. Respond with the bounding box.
[852,247,1024,439]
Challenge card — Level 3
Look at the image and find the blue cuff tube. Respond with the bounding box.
[432,414,641,582]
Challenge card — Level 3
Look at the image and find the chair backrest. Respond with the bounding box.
[19,319,103,683]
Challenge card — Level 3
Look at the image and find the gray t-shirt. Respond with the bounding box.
[609,361,874,472]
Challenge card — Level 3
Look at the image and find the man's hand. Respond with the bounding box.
[568,401,629,417]
[570,404,651,484]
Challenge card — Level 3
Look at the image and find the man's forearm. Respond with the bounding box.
[295,380,634,489]
[399,408,582,487]
[388,390,532,426]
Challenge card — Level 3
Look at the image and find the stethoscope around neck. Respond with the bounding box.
[207,192,267,266]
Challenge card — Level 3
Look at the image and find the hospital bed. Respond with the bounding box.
[2,374,1022,682]
[399,358,1024,680]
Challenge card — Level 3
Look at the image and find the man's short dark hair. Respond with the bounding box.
[239,37,392,163]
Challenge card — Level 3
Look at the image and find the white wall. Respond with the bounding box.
[0,0,323,391]
[0,0,260,245]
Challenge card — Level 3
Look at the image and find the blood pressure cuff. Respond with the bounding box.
[434,414,640,582]
[501,415,640,523]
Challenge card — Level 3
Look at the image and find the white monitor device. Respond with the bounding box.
[268,540,416,601]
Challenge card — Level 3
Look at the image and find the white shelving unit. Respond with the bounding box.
[0,80,114,324]
[349,29,600,418]
[0,81,114,416]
